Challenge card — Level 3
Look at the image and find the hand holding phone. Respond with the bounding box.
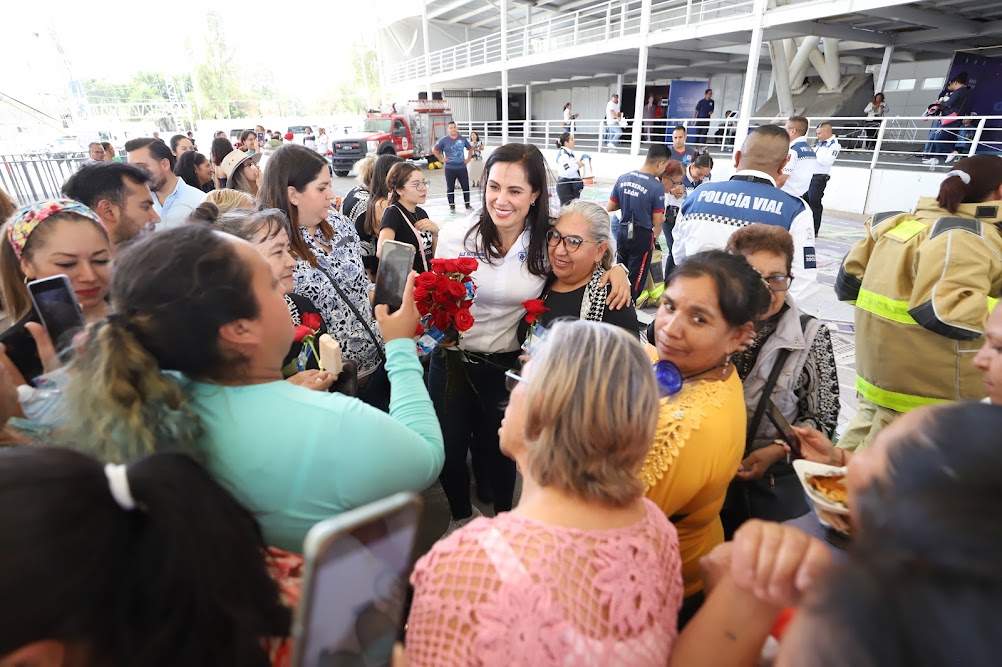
[374,241,416,314]
[28,275,85,351]
[765,399,802,459]
[373,271,420,344]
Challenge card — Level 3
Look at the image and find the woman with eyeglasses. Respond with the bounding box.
[641,249,771,627]
[518,201,638,347]
[658,160,685,276]
[719,224,839,537]
[378,162,439,272]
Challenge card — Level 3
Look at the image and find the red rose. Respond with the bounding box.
[455,257,478,274]
[522,299,548,315]
[430,258,450,273]
[433,291,452,305]
[446,280,467,299]
[415,272,439,290]
[301,312,322,331]
[413,286,429,302]
[453,308,475,332]
[417,301,431,317]
[293,324,313,343]
[432,310,451,331]
[443,299,460,315]
[462,299,474,309]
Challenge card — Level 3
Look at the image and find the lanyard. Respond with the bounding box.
[393,205,430,273]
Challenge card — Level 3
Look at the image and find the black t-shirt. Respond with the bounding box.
[516,280,639,342]
[379,205,434,273]
[283,292,328,374]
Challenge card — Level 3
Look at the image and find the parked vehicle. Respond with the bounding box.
[330,101,452,177]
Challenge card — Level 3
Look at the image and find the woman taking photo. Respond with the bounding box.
[517,201,638,344]
[175,151,214,193]
[642,250,770,625]
[221,150,262,197]
[0,446,292,667]
[554,132,586,206]
[432,143,630,533]
[0,199,112,383]
[720,225,838,534]
[378,162,439,273]
[63,225,444,552]
[258,144,389,409]
[407,321,683,666]
[468,131,485,188]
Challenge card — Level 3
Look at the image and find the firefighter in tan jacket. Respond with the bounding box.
[835,158,1002,451]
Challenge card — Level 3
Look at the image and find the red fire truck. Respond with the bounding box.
[330,100,453,176]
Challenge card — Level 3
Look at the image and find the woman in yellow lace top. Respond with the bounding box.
[642,250,771,624]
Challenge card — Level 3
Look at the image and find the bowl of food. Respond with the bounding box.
[793,459,849,516]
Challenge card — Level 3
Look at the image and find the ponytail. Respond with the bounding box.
[936,154,1002,213]
[556,131,571,148]
[64,319,202,462]
[0,447,290,666]
[189,201,221,225]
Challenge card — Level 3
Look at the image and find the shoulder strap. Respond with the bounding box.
[314,268,386,364]
[393,205,430,273]
[746,348,792,451]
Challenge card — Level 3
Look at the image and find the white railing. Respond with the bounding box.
[449,115,1002,170]
[383,0,757,85]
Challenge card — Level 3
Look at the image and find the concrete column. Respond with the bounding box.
[769,40,794,117]
[822,38,841,89]
[735,0,770,147]
[788,36,820,88]
[524,83,532,143]
[501,0,509,144]
[421,3,432,100]
[874,45,894,94]
[630,0,653,157]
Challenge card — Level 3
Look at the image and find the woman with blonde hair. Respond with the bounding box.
[406,320,683,666]
[200,189,254,215]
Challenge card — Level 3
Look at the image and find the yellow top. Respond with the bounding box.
[641,369,746,598]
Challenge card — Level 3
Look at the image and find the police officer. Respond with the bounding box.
[835,156,1002,452]
[779,116,816,202]
[808,121,841,235]
[672,124,820,312]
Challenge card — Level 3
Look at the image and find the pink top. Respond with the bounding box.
[405,498,683,666]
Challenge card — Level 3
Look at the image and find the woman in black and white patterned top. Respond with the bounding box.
[258,145,390,410]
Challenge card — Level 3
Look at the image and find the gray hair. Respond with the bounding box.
[353,155,378,188]
[555,200,614,269]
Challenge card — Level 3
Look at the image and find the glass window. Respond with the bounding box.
[897,78,917,91]
[922,77,945,90]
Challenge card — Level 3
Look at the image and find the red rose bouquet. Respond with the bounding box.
[414,257,478,354]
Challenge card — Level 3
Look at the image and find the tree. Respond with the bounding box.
[194,11,244,118]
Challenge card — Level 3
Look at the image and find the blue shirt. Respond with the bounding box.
[434,135,472,166]
[695,98,715,118]
[153,177,205,230]
[669,146,699,166]
[610,171,666,231]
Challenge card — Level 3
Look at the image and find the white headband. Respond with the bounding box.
[104,463,136,510]
[946,170,971,185]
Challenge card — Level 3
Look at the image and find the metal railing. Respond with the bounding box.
[384,0,757,85]
[0,154,86,206]
[450,115,1002,170]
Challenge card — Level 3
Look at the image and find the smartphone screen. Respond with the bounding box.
[294,494,422,667]
[765,399,802,458]
[28,275,85,350]
[373,241,415,313]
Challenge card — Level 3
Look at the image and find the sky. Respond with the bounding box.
[10,1,421,93]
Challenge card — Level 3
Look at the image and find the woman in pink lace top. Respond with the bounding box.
[405,320,684,666]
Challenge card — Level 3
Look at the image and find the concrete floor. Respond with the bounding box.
[330,166,865,557]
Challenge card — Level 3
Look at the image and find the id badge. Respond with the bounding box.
[521,322,547,356]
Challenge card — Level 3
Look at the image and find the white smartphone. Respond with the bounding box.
[374,240,415,313]
[291,492,423,667]
[27,275,85,350]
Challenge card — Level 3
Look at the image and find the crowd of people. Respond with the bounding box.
[0,113,1000,667]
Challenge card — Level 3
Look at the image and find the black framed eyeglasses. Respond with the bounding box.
[762,274,794,292]
[546,229,601,253]
[504,369,526,392]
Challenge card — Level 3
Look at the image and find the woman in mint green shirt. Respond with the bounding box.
[63,224,443,552]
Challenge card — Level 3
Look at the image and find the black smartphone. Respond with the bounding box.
[27,275,85,350]
[765,398,802,458]
[373,240,415,314]
[291,492,423,667]
[0,319,42,384]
